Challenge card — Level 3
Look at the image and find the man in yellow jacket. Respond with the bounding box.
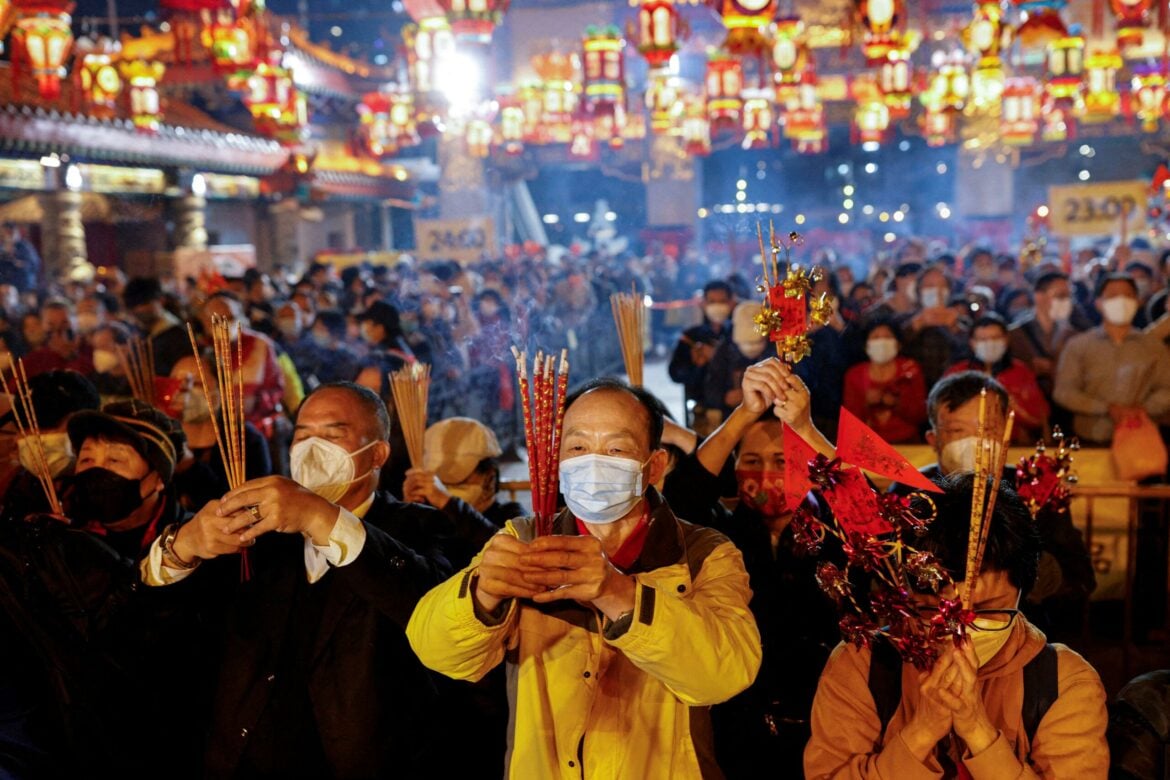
[407,377,763,779]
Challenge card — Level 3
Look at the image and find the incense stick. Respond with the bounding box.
[512,346,570,535]
[963,389,1017,609]
[117,336,156,405]
[0,358,63,516]
[610,291,645,387]
[389,362,431,468]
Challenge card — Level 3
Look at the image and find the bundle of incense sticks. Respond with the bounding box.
[610,291,645,387]
[0,359,63,516]
[388,362,431,468]
[187,316,251,579]
[963,388,1016,610]
[118,336,156,405]
[511,346,570,536]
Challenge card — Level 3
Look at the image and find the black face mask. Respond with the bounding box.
[66,468,145,525]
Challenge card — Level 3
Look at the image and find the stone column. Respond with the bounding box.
[171,194,208,250]
[42,188,89,280]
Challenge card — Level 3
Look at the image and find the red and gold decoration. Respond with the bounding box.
[358,90,419,158]
[878,47,913,118]
[531,51,579,144]
[783,64,826,153]
[784,409,954,670]
[753,226,833,364]
[710,0,776,57]
[1010,0,1067,50]
[497,95,526,154]
[771,16,809,105]
[241,53,307,145]
[119,58,166,133]
[632,0,687,68]
[682,93,711,155]
[1015,427,1078,517]
[160,0,225,64]
[1109,0,1153,54]
[854,97,890,147]
[705,51,743,133]
[1000,77,1040,145]
[1082,48,1123,123]
[644,69,682,134]
[965,0,1011,110]
[857,0,903,66]
[581,26,626,146]
[512,347,570,537]
[402,16,455,96]
[741,87,773,149]
[76,37,123,113]
[1130,62,1166,132]
[11,0,75,100]
[436,0,510,43]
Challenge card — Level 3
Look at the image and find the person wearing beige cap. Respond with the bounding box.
[403,417,524,529]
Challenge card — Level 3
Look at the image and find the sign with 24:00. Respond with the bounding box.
[413,217,496,265]
[1047,180,1148,237]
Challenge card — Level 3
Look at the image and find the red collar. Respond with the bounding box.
[575,503,651,571]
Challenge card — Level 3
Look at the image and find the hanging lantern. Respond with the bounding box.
[879,48,913,118]
[160,0,223,64]
[582,26,625,110]
[1039,97,1072,141]
[402,17,455,97]
[855,99,890,147]
[387,91,419,149]
[593,102,627,149]
[783,64,822,141]
[925,56,970,112]
[1081,48,1122,122]
[644,70,682,134]
[741,87,773,149]
[208,9,254,71]
[1109,0,1152,54]
[857,0,903,66]
[1000,77,1039,144]
[568,109,598,160]
[706,51,743,133]
[497,98,526,154]
[516,80,544,141]
[920,105,956,146]
[241,52,307,144]
[357,92,397,158]
[77,38,122,112]
[710,0,777,57]
[465,117,493,157]
[965,0,1010,111]
[772,16,809,105]
[12,0,75,100]
[436,0,510,44]
[632,0,687,68]
[119,59,166,133]
[532,51,580,144]
[1010,0,1067,50]
[1046,32,1084,104]
[682,95,711,156]
[794,131,826,154]
[1130,63,1165,132]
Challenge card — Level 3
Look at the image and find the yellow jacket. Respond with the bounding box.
[406,490,761,780]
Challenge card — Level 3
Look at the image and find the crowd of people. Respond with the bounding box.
[0,229,1166,778]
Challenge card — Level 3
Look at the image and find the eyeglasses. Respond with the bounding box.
[915,607,1020,632]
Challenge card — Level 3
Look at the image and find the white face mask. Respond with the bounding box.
[939,435,1002,475]
[1048,297,1073,323]
[18,432,73,478]
[866,337,899,365]
[559,453,646,524]
[92,348,120,375]
[1100,297,1139,326]
[920,287,944,310]
[973,338,1008,365]
[290,437,378,504]
[705,303,732,324]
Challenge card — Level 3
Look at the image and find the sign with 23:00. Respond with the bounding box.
[1047,180,1148,237]
[413,217,496,265]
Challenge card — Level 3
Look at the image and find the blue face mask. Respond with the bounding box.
[559,453,647,524]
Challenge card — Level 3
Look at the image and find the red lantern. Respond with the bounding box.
[532,52,579,144]
[741,88,773,149]
[632,0,687,69]
[358,92,397,158]
[965,1,1010,110]
[644,70,682,134]
[12,0,74,100]
[1130,63,1165,133]
[783,63,822,143]
[920,105,955,147]
[1109,0,1152,53]
[497,98,525,155]
[435,0,510,44]
[879,48,913,118]
[160,0,225,64]
[1046,33,1084,108]
[1000,77,1039,145]
[120,59,166,133]
[706,52,743,133]
[682,95,711,156]
[1039,98,1072,141]
[709,0,776,57]
[208,9,254,72]
[854,99,889,148]
[857,0,902,67]
[1009,0,1067,50]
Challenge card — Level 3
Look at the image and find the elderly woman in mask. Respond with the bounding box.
[167,351,272,512]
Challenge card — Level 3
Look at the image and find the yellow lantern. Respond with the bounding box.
[644,70,682,135]
[855,99,889,147]
[1000,77,1039,145]
[1131,64,1165,133]
[857,0,902,66]
[682,95,711,156]
[772,16,809,104]
[119,59,166,133]
[741,87,773,149]
[879,48,913,118]
[705,51,743,132]
[1081,48,1122,123]
[78,40,122,112]
[498,100,525,154]
[465,117,493,158]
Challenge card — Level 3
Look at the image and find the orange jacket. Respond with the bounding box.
[805,620,1109,779]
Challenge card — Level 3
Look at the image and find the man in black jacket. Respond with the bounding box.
[142,381,455,778]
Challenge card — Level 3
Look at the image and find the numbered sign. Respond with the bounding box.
[1048,180,1148,238]
[413,217,496,265]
